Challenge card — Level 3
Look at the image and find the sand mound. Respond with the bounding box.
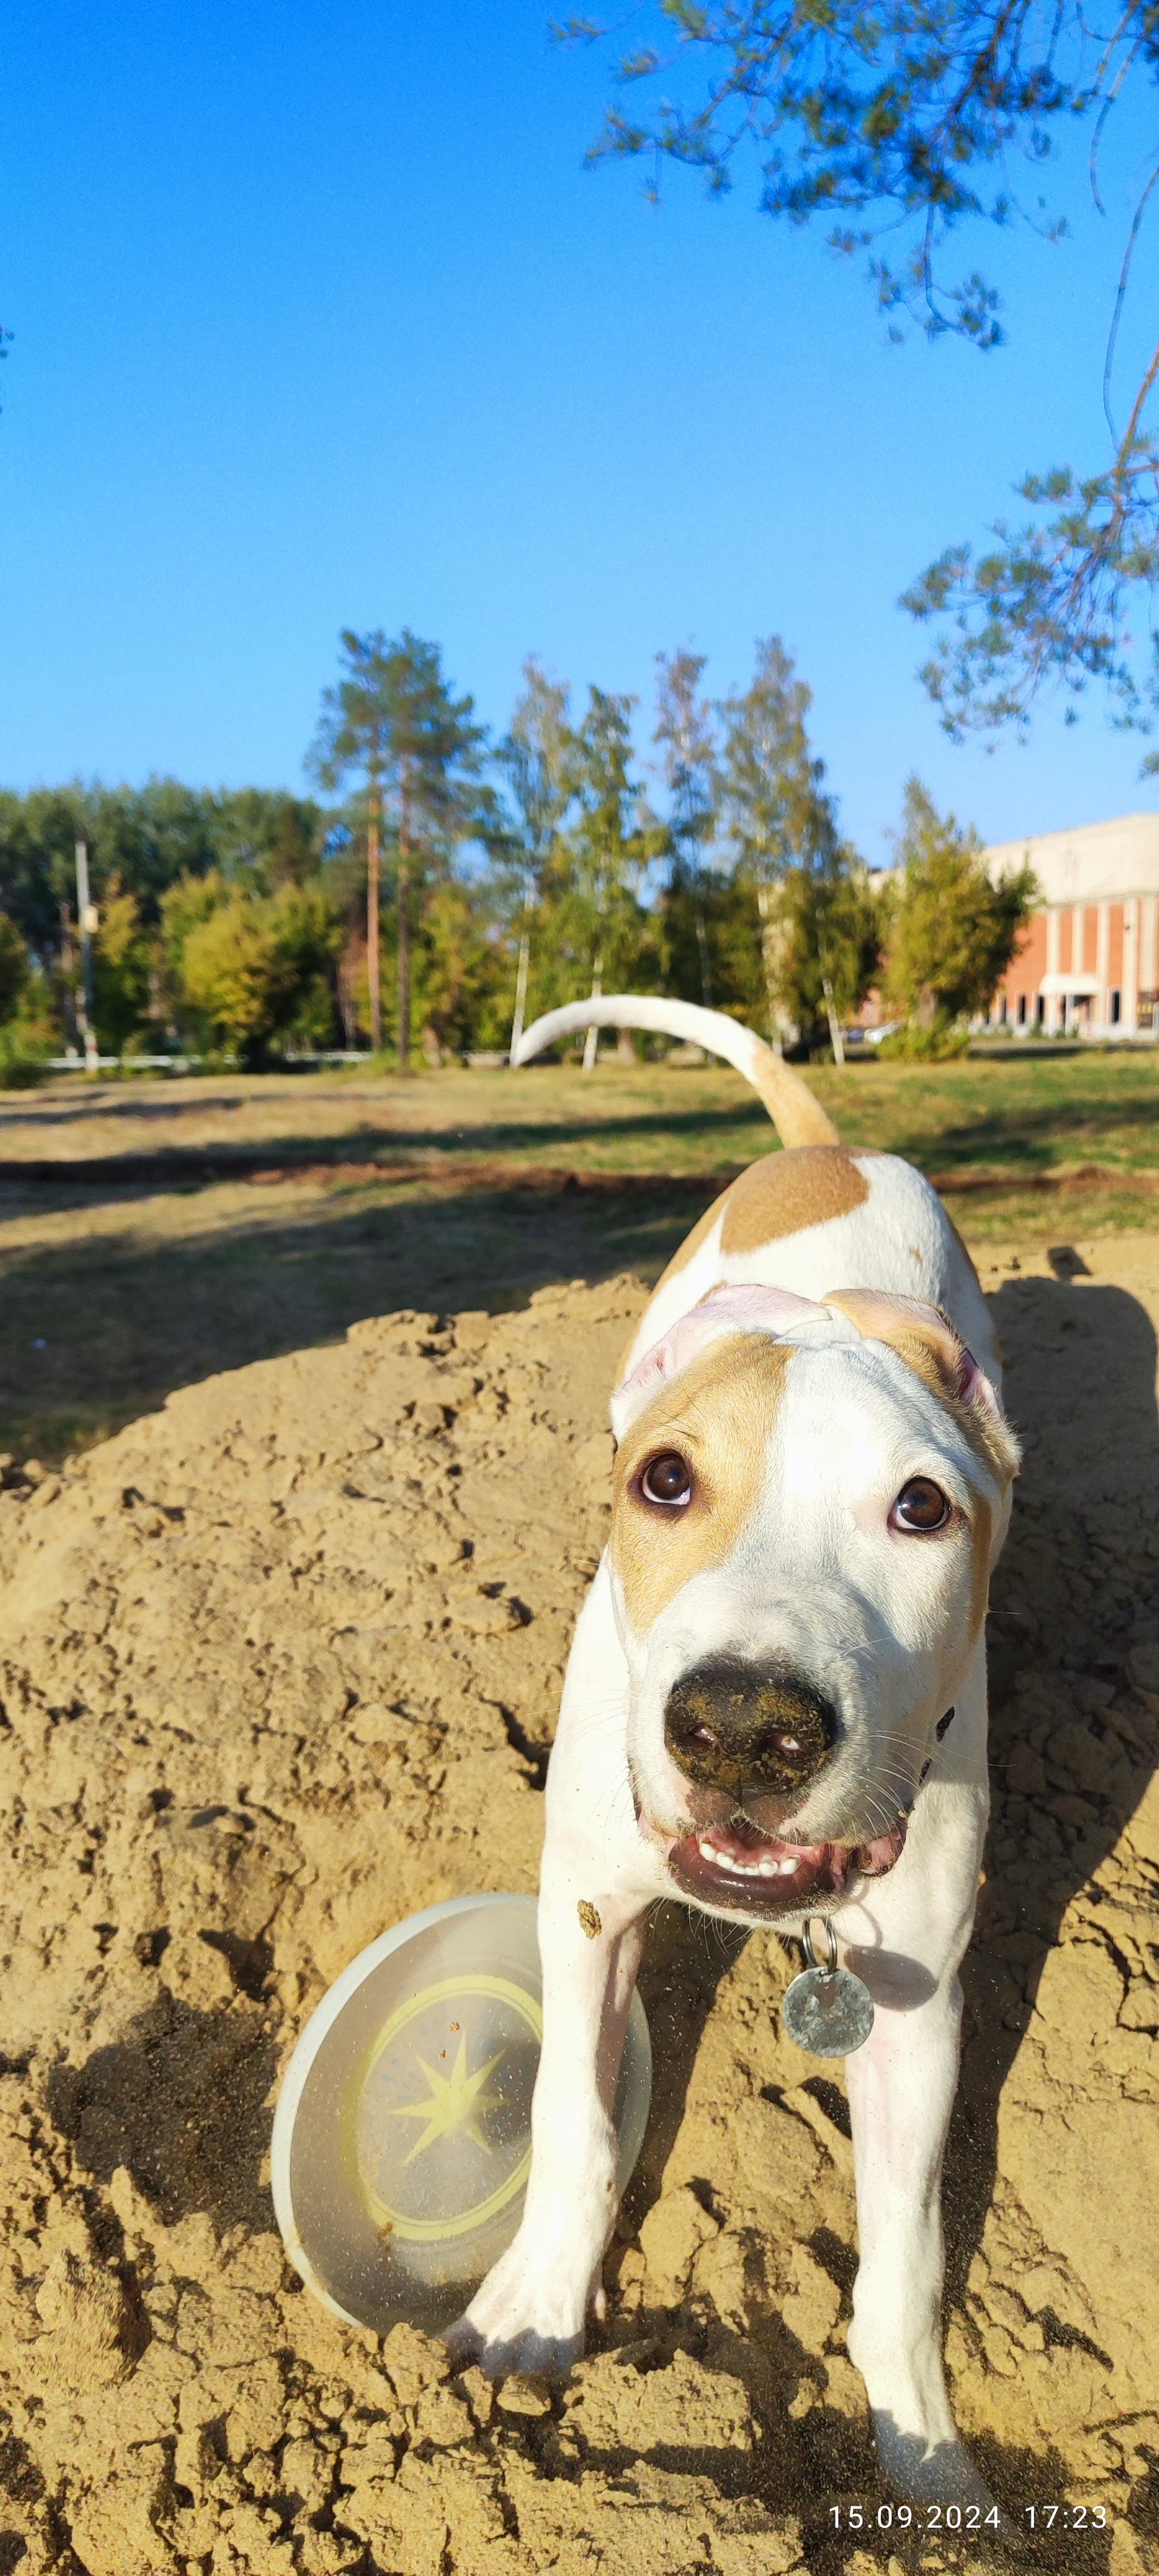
[1,1250,1158,2573]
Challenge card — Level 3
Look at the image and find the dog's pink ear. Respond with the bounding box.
[610,1285,824,1439]
[824,1289,1017,1479]
[695,1282,828,1339]
[953,1338,1003,1423]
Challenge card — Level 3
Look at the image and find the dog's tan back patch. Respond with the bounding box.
[611,1334,791,1633]
[721,1148,870,1255]
[651,1146,871,1300]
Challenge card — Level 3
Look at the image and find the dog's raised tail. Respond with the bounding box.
[513,995,838,1150]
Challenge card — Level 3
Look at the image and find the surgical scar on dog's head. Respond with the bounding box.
[610,1334,790,1633]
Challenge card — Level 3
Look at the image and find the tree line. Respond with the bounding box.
[0,630,1035,1075]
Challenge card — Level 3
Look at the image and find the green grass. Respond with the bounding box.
[812,1048,1159,1179]
[1,1049,1156,1466]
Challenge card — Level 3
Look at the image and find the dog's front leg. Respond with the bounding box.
[842,1670,999,2511]
[845,1964,988,2505]
[449,1559,655,2376]
[451,1882,646,2374]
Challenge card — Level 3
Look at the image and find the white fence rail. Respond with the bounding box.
[46,1052,374,1073]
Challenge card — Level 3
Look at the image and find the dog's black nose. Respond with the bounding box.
[664,1656,836,1801]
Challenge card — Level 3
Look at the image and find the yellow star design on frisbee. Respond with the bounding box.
[390,2036,505,2167]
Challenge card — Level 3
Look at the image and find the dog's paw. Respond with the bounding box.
[444,2229,594,2380]
[872,2421,1022,2548]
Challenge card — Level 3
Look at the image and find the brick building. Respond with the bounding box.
[985,810,1159,1037]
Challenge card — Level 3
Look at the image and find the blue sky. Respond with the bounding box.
[2,1,1157,862]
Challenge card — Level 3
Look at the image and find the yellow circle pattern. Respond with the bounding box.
[352,1974,543,2243]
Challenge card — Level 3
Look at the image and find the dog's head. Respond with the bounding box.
[607,1284,1019,1921]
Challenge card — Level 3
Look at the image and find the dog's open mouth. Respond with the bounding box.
[662,1814,908,1916]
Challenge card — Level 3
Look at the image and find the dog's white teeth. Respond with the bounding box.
[697,1836,795,1882]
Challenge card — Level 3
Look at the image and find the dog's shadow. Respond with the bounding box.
[944,1261,1159,2432]
[618,1902,749,2235]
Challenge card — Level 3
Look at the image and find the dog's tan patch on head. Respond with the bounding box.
[611,1335,791,1633]
[826,1288,1005,1623]
[720,1148,869,1256]
[824,1289,1019,1492]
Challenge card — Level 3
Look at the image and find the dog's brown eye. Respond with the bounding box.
[891,1477,952,1534]
[640,1452,693,1510]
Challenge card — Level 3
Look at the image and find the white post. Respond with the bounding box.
[509,886,532,1067]
[1046,907,1061,1032]
[1122,900,1138,1035]
[757,882,784,1056]
[1143,896,1158,1033]
[75,839,99,1073]
[821,974,845,1067]
[582,955,603,1074]
[1097,900,1110,1032]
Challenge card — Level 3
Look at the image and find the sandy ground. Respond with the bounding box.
[1,1236,1159,2575]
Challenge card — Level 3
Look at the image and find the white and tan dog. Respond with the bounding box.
[453,997,1019,2510]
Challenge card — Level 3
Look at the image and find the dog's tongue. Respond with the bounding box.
[856,1824,908,1876]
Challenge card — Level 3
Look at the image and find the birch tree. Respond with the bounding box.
[569,687,660,1068]
[497,659,576,1061]
[654,648,717,1009]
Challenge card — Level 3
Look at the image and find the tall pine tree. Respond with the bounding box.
[308,629,487,1064]
[719,638,876,1054]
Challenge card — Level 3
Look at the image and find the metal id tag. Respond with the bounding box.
[781,1917,874,2057]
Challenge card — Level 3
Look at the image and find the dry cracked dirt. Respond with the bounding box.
[1,1240,1159,2576]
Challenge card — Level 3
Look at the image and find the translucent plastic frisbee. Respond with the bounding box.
[271,1893,652,2336]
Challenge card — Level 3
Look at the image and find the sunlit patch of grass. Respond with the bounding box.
[809,1050,1159,1176]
